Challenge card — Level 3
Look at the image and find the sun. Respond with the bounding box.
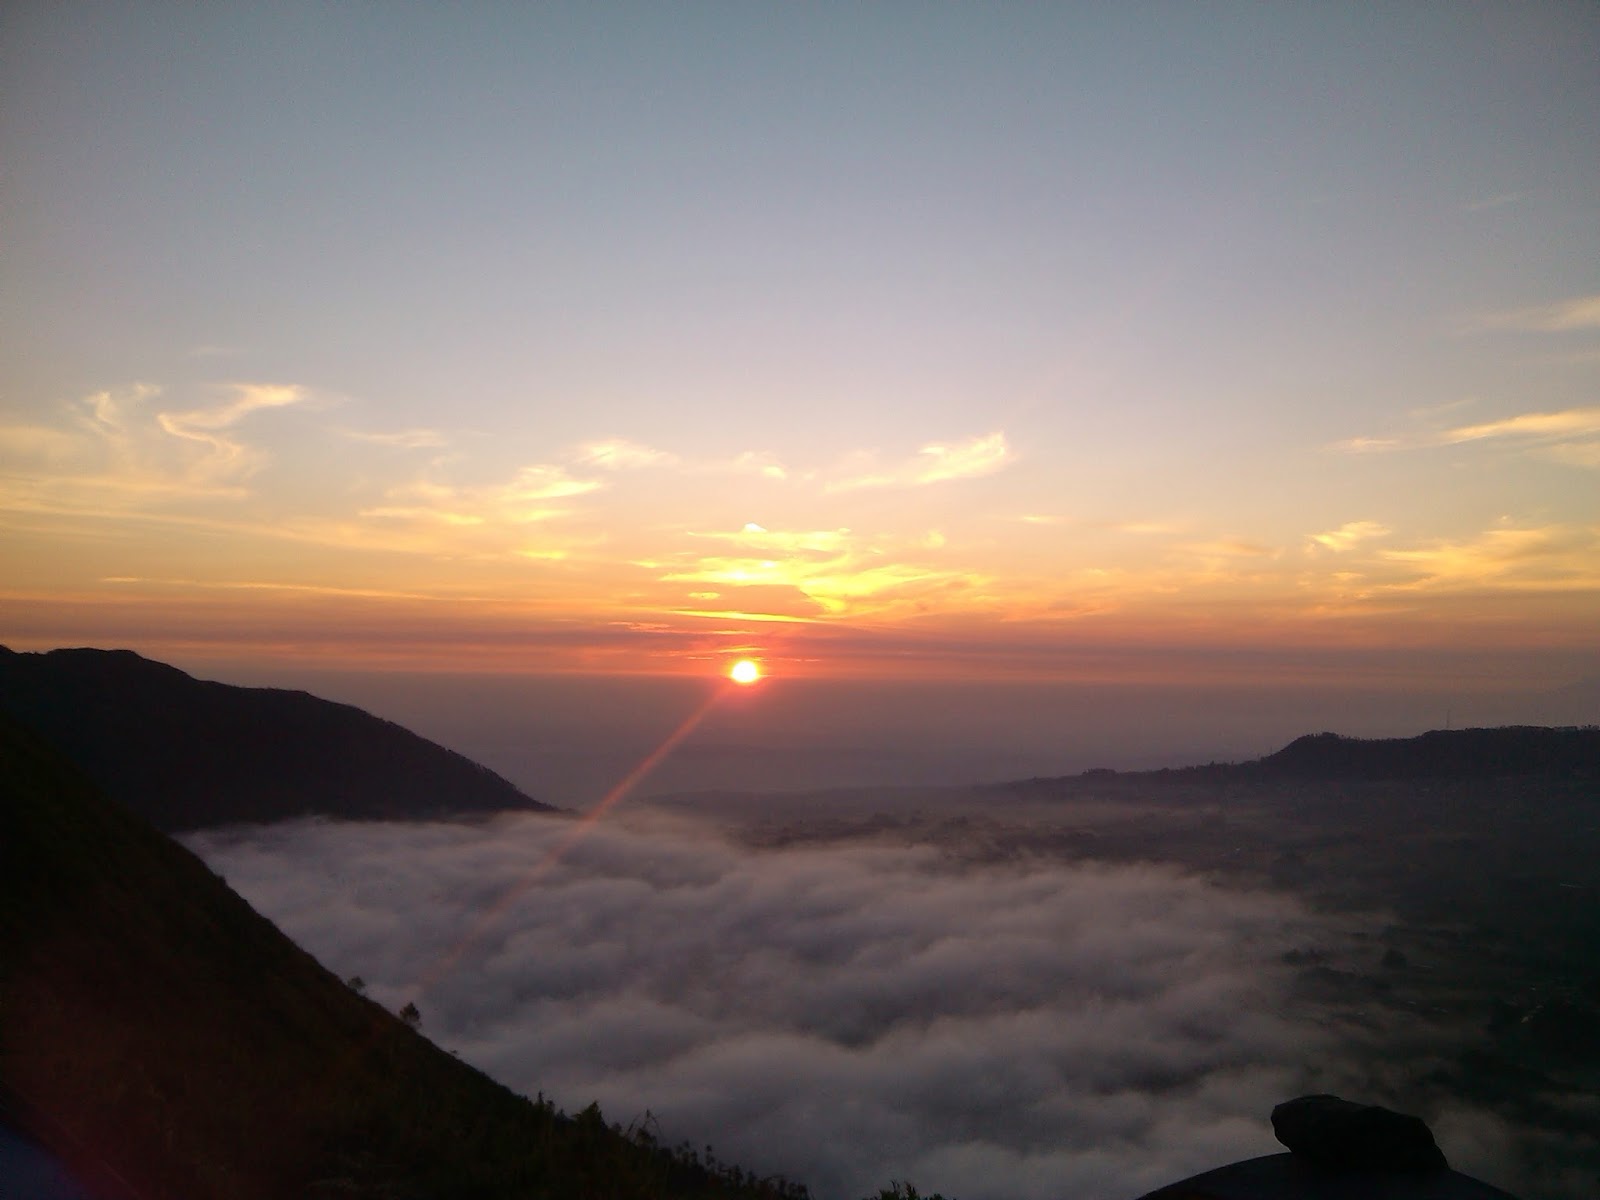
[729,659,762,685]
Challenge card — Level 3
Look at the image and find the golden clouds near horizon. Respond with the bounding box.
[1,378,1597,681]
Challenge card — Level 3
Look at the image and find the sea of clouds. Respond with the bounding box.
[190,809,1355,1200]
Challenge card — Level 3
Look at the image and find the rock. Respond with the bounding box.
[1271,1094,1449,1171]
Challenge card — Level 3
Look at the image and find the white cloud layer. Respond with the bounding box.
[188,812,1337,1200]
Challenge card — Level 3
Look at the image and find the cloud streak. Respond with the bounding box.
[1307,521,1389,553]
[574,439,681,470]
[341,427,451,449]
[154,383,312,480]
[0,383,314,517]
[1329,406,1600,467]
[1377,523,1600,592]
[827,432,1014,492]
[1439,407,1600,446]
[1473,295,1600,334]
[649,523,985,618]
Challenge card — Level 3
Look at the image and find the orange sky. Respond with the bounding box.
[3,7,1598,695]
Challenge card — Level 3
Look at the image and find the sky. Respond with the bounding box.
[3,3,1599,697]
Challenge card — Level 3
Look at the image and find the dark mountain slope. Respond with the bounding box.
[0,646,554,829]
[1255,726,1600,780]
[0,713,805,1200]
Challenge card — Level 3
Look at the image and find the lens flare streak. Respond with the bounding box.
[411,681,736,996]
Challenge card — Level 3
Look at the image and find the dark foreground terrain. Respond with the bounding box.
[0,713,802,1200]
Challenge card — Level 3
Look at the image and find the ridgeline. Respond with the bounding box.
[0,646,555,830]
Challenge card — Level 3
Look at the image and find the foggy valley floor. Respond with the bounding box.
[187,764,1600,1200]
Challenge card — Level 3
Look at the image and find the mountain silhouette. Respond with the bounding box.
[1254,726,1600,780]
[0,646,555,830]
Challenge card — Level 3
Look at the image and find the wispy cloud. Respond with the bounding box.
[827,432,1014,492]
[1329,406,1600,467]
[1307,521,1390,553]
[1326,435,1402,454]
[1113,520,1184,537]
[362,465,601,530]
[1181,538,1277,559]
[1378,523,1600,592]
[0,382,316,520]
[916,431,1014,483]
[157,383,308,456]
[567,440,788,480]
[102,576,439,601]
[693,523,854,555]
[502,465,600,505]
[573,439,680,470]
[647,522,982,618]
[342,427,450,449]
[1472,294,1600,334]
[1544,442,1600,469]
[0,424,89,463]
[1014,516,1182,537]
[723,450,787,480]
[149,382,313,484]
[1439,407,1600,445]
[75,382,163,438]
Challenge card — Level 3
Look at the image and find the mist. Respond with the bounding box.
[192,807,1385,1199]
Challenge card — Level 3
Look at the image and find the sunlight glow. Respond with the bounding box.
[730,658,762,685]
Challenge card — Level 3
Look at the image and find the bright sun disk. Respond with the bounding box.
[730,659,762,685]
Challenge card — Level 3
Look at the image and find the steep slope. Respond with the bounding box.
[0,646,554,829]
[0,713,805,1200]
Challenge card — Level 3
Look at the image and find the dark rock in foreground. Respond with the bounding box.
[0,645,555,830]
[1136,1094,1516,1199]
[1270,1095,1447,1171]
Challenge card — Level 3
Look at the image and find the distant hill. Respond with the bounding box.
[0,713,805,1200]
[0,646,555,830]
[1041,726,1600,786]
[1253,726,1600,780]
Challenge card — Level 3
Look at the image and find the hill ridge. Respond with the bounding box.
[0,645,556,830]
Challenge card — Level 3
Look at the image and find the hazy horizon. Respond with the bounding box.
[64,649,1599,809]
